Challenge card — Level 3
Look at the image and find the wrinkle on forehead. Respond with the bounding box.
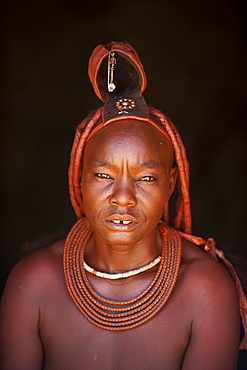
[88,119,173,150]
[87,159,166,171]
[85,119,174,165]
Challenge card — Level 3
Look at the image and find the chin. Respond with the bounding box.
[103,232,139,247]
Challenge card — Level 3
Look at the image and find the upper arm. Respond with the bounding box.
[0,257,45,370]
[182,261,240,370]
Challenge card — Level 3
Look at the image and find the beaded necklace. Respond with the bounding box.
[63,217,182,331]
[83,256,162,279]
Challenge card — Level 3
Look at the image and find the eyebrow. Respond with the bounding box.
[89,159,163,169]
[137,161,164,169]
[89,160,116,168]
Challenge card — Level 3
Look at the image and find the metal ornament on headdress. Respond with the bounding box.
[107,51,116,92]
[107,52,137,115]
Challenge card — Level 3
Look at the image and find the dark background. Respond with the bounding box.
[1,0,246,290]
[1,0,247,366]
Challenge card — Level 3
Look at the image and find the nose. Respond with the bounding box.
[109,179,137,208]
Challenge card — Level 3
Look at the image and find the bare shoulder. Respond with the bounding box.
[1,239,65,303]
[180,238,237,299]
[10,238,64,276]
[179,237,239,320]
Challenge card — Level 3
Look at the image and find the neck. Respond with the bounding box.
[84,227,162,274]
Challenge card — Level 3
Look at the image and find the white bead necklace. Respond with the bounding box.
[83,256,162,280]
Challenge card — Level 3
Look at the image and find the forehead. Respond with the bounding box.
[83,119,174,166]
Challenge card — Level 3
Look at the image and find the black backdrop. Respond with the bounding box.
[1,0,247,293]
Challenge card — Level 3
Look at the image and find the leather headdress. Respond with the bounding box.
[88,41,148,122]
[86,42,171,143]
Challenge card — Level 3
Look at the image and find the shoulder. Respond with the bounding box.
[1,239,65,305]
[179,237,239,316]
[11,238,64,278]
[181,237,235,284]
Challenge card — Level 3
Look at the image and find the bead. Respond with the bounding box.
[83,256,161,280]
[108,83,116,92]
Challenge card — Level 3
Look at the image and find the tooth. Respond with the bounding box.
[123,221,131,224]
[112,220,120,224]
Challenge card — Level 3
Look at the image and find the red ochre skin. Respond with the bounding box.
[0,120,240,370]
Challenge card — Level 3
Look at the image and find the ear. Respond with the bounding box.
[168,165,178,198]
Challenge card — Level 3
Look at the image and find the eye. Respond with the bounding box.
[138,176,156,182]
[94,173,111,179]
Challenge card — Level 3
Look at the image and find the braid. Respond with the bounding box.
[149,107,191,234]
[68,107,103,219]
[68,106,192,234]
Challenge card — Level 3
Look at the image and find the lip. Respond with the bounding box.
[105,214,139,223]
[105,214,139,230]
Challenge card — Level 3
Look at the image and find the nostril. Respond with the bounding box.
[109,186,137,207]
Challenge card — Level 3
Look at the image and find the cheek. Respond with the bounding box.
[156,181,172,208]
[80,180,108,218]
[80,177,94,213]
[82,181,109,201]
[142,185,170,215]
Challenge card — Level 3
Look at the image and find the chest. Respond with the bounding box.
[39,280,190,370]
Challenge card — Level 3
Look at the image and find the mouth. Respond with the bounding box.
[105,215,138,230]
[111,220,132,225]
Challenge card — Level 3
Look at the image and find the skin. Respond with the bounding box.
[0,119,240,369]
